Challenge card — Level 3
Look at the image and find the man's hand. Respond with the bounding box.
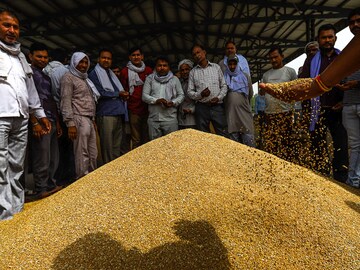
[259,78,316,102]
[332,102,343,111]
[119,91,130,101]
[210,97,219,104]
[39,117,51,134]
[155,98,167,105]
[336,80,358,91]
[32,123,44,139]
[165,101,174,107]
[68,126,77,141]
[183,108,192,114]
[201,87,210,97]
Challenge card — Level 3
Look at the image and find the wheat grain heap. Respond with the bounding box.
[0,129,359,269]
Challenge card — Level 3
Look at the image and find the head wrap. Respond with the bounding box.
[69,52,90,79]
[178,59,194,71]
[69,52,100,101]
[224,53,250,76]
[227,54,239,63]
[304,41,319,54]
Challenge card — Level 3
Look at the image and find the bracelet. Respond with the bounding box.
[32,122,39,126]
[314,75,332,92]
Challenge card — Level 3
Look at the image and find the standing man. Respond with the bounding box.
[177,59,196,129]
[26,42,62,202]
[43,48,69,107]
[300,24,348,181]
[44,49,76,186]
[142,56,184,140]
[0,9,50,220]
[188,44,228,137]
[262,46,297,161]
[298,41,319,75]
[224,54,255,147]
[120,47,153,149]
[60,52,99,180]
[111,65,122,79]
[113,64,131,154]
[89,49,128,165]
[297,41,320,125]
[218,40,250,75]
[337,8,360,188]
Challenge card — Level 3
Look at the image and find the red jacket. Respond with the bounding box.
[120,66,153,116]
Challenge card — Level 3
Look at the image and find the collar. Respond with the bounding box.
[195,60,213,69]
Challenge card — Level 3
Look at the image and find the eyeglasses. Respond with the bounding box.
[348,18,360,25]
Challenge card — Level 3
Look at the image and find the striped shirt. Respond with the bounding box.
[187,61,228,103]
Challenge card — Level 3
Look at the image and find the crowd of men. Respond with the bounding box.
[1,7,359,221]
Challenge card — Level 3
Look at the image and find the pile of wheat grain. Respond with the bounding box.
[0,129,359,269]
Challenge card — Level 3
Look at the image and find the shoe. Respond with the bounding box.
[46,185,63,195]
[25,192,50,203]
[25,186,63,203]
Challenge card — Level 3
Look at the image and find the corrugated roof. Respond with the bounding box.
[0,0,357,81]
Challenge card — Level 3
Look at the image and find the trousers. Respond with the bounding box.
[0,117,28,220]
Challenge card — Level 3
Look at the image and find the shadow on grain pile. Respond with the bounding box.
[0,129,359,270]
[53,220,230,270]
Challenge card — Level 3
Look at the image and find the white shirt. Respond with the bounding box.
[0,49,45,119]
[142,74,184,122]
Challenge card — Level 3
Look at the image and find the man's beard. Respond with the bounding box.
[352,26,360,35]
[320,45,334,53]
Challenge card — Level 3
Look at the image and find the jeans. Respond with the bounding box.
[195,103,228,137]
[343,104,360,188]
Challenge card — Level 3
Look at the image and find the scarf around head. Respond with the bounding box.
[178,59,193,71]
[224,62,249,94]
[94,63,123,92]
[309,49,341,131]
[69,52,100,102]
[0,40,33,77]
[224,53,250,76]
[152,71,176,100]
[127,61,145,95]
